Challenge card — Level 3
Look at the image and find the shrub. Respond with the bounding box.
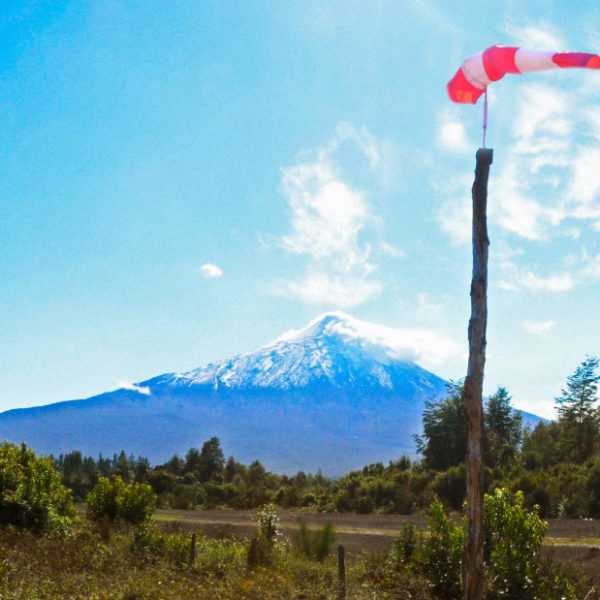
[0,442,75,533]
[419,499,463,600]
[294,520,336,562]
[356,495,375,514]
[87,476,156,526]
[256,503,280,545]
[247,534,273,569]
[395,523,418,564]
[484,488,575,600]
[432,465,465,511]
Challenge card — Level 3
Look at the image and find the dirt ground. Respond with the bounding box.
[154,508,600,581]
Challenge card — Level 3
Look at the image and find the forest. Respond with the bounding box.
[52,356,600,519]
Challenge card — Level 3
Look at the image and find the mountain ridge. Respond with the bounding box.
[0,312,542,474]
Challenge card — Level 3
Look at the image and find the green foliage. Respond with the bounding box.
[86,476,156,526]
[431,464,465,510]
[256,502,280,545]
[247,534,273,569]
[294,520,336,562]
[485,387,522,468]
[389,524,418,566]
[416,381,467,470]
[0,442,74,533]
[197,437,225,483]
[484,488,547,599]
[556,356,600,463]
[419,499,464,600]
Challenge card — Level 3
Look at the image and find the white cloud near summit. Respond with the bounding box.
[273,123,387,308]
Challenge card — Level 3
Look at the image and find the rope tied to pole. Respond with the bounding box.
[482,88,488,148]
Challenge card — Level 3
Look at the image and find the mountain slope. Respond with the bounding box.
[0,312,542,474]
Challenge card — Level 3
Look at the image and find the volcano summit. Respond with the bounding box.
[0,313,539,474]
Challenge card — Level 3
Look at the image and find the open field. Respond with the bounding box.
[154,508,600,548]
[154,508,600,581]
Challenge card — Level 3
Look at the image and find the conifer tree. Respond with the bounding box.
[485,387,522,468]
[555,356,600,463]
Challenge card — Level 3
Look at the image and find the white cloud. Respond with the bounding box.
[503,21,566,49]
[118,381,151,395]
[567,147,600,220]
[416,292,444,318]
[436,189,472,246]
[200,263,224,279]
[500,268,574,293]
[380,241,405,258]
[273,271,382,309]
[275,123,386,307]
[276,311,461,368]
[579,251,600,281]
[522,320,556,335]
[438,112,471,152]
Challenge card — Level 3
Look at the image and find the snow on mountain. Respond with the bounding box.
[165,312,458,391]
[0,312,542,474]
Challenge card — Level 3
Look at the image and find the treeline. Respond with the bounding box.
[55,356,600,517]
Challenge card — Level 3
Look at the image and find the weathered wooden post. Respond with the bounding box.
[190,532,197,567]
[337,544,346,600]
[463,147,492,600]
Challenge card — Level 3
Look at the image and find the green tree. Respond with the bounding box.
[415,381,467,470]
[521,421,562,470]
[224,456,239,483]
[485,387,522,468]
[87,476,156,526]
[555,356,600,463]
[197,437,225,482]
[0,443,74,533]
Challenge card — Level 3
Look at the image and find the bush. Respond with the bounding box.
[294,520,336,562]
[87,476,156,526]
[256,503,280,545]
[432,464,465,511]
[419,499,463,600]
[0,443,74,533]
[484,488,575,600]
[356,495,375,514]
[394,524,418,564]
[247,534,273,569]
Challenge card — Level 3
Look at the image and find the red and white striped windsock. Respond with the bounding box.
[448,45,600,104]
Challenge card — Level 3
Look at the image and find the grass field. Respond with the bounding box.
[153,508,600,582]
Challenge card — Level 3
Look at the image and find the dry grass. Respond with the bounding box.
[0,523,431,600]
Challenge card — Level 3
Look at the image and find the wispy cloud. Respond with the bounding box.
[274,123,388,308]
[380,241,405,258]
[118,381,151,395]
[498,263,574,293]
[200,263,224,279]
[522,320,556,335]
[502,21,566,49]
[416,292,444,318]
[438,111,471,152]
[496,247,600,294]
[435,174,472,245]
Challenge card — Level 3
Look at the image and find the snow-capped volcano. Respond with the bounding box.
[165,312,456,391]
[0,313,541,474]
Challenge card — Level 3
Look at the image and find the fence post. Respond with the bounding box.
[337,544,346,600]
[190,532,197,567]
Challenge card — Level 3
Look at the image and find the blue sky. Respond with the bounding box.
[2,0,600,419]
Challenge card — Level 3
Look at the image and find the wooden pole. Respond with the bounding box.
[463,147,493,600]
[337,545,346,600]
[190,532,197,567]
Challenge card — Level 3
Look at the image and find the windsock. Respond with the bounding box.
[448,45,600,104]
